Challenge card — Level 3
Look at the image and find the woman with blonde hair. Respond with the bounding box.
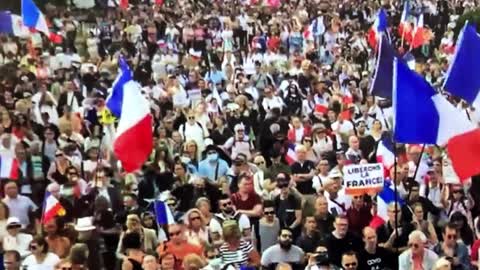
[182,253,206,270]
[195,197,213,224]
[219,221,260,268]
[116,214,158,260]
[183,208,209,246]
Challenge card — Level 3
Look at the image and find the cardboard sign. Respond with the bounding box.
[443,156,460,184]
[343,163,384,195]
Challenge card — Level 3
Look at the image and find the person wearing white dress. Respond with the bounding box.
[21,236,60,270]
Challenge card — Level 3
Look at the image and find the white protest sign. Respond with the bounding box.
[343,163,384,195]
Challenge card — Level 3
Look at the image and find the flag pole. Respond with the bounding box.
[392,136,399,252]
[411,144,426,181]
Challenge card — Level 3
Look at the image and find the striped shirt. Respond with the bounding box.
[219,240,253,268]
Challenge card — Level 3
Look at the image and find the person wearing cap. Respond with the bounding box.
[323,169,351,216]
[75,216,105,270]
[3,217,33,258]
[273,173,302,238]
[223,123,253,161]
[311,124,333,156]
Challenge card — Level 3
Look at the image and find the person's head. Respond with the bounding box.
[253,155,267,170]
[356,121,367,135]
[450,185,464,201]
[341,251,358,270]
[66,166,79,183]
[237,173,253,194]
[302,136,313,149]
[142,255,159,270]
[412,202,424,221]
[160,252,176,270]
[182,254,205,270]
[278,228,294,250]
[315,196,329,215]
[295,145,307,161]
[372,119,382,131]
[29,236,49,255]
[141,212,155,228]
[304,215,317,234]
[185,208,204,229]
[408,230,427,256]
[205,146,219,163]
[3,250,21,270]
[122,231,142,252]
[317,159,330,174]
[443,222,459,247]
[126,214,142,232]
[218,194,234,215]
[167,224,185,245]
[69,243,89,266]
[351,194,364,208]
[334,215,349,238]
[348,136,359,150]
[291,116,302,129]
[173,162,187,177]
[362,226,378,250]
[222,221,241,244]
[409,182,420,202]
[276,173,290,196]
[262,199,275,219]
[387,202,402,224]
[4,181,18,198]
[44,217,61,236]
[0,201,9,220]
[408,145,422,163]
[195,197,211,216]
[433,257,452,270]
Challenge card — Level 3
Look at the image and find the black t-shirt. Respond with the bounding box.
[325,232,363,266]
[290,160,315,194]
[274,193,301,228]
[358,247,394,270]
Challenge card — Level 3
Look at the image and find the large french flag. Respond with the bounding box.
[376,137,395,177]
[0,11,30,37]
[106,58,153,172]
[154,200,175,225]
[42,192,65,224]
[443,23,480,110]
[0,156,19,180]
[367,9,388,49]
[21,0,49,35]
[393,58,480,181]
[370,180,404,229]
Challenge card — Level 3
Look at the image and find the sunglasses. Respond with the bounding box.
[281,234,293,239]
[447,234,457,240]
[344,263,357,267]
[169,231,181,237]
[408,243,419,248]
[222,201,232,207]
[207,255,220,260]
[207,151,217,155]
[452,189,463,193]
[304,139,312,142]
[264,211,275,215]
[188,116,195,120]
[29,244,38,250]
[190,216,201,221]
[255,161,265,165]
[277,183,288,188]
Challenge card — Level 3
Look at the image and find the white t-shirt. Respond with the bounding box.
[22,252,60,270]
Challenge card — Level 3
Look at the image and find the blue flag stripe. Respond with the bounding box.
[370,36,395,99]
[106,58,131,118]
[443,24,480,104]
[0,12,14,34]
[393,57,439,144]
[21,0,41,28]
[154,200,168,225]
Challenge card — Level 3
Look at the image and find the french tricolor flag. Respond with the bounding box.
[106,58,153,172]
[285,143,297,165]
[398,0,413,44]
[21,0,49,35]
[42,192,65,224]
[370,180,403,229]
[154,200,175,225]
[411,14,433,49]
[376,137,395,177]
[0,11,30,37]
[367,9,388,49]
[0,156,19,180]
[394,57,480,182]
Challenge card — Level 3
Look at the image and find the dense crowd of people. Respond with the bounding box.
[1,0,480,269]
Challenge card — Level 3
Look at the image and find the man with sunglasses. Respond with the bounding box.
[398,230,438,270]
[340,251,358,270]
[261,228,305,270]
[209,194,251,247]
[157,224,203,270]
[273,173,302,239]
[433,222,471,270]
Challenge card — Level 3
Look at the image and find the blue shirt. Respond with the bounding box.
[205,70,225,85]
[198,158,229,182]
